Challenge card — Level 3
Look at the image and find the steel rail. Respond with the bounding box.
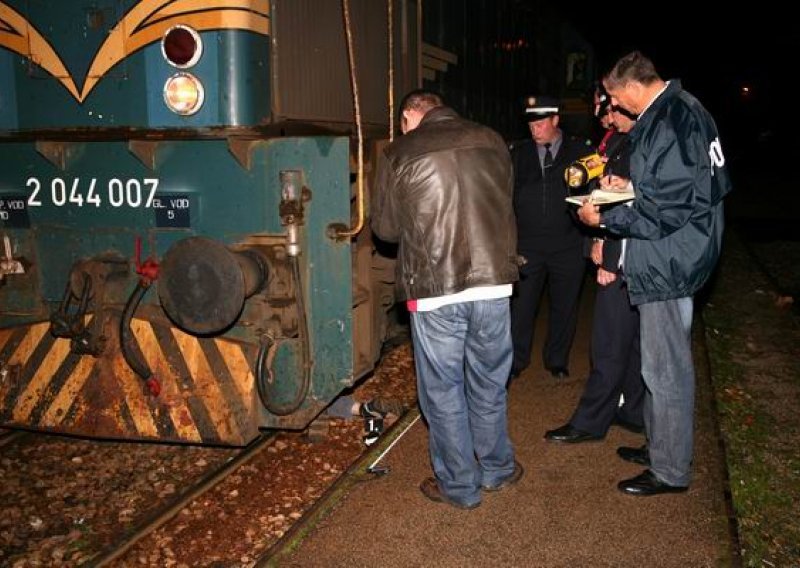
[92,433,277,567]
[0,429,29,448]
[256,407,421,566]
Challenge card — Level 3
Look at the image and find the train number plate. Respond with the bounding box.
[25,177,159,209]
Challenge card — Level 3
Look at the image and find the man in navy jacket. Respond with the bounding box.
[578,51,733,495]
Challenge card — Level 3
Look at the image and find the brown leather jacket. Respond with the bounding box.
[371,106,518,301]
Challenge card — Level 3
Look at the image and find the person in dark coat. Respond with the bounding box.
[510,95,591,379]
[545,92,646,443]
[578,51,733,496]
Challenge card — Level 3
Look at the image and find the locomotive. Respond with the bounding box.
[0,0,592,446]
[0,0,416,445]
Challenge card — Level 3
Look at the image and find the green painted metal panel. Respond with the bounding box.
[246,138,354,408]
[0,136,353,418]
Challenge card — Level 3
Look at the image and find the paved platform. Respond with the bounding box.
[279,290,734,567]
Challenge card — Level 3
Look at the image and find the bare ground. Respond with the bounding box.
[278,281,733,567]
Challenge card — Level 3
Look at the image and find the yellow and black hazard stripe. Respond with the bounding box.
[0,319,259,446]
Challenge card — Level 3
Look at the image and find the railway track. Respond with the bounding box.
[0,428,28,448]
[1,343,417,567]
[256,408,421,566]
[94,433,277,566]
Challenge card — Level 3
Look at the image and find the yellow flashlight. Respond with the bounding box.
[565,153,605,189]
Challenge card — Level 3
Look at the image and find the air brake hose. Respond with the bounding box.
[255,255,311,415]
[119,280,160,396]
[119,236,161,397]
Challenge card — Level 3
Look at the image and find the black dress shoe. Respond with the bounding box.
[547,367,569,379]
[616,445,650,466]
[544,423,603,443]
[617,470,688,496]
[612,416,645,434]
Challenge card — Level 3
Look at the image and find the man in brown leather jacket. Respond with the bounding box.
[371,90,522,510]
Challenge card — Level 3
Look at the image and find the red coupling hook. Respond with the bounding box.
[134,236,160,283]
[145,377,161,397]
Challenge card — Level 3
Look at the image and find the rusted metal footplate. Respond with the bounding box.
[0,320,258,446]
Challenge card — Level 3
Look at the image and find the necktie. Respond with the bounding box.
[543,143,553,169]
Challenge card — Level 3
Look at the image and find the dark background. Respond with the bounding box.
[563,4,794,235]
[563,5,791,169]
[419,1,790,223]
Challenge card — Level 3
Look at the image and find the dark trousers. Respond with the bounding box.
[511,245,585,373]
[570,274,644,436]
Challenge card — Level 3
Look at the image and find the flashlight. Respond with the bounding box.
[565,153,605,189]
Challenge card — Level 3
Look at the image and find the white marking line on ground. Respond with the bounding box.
[368,414,421,471]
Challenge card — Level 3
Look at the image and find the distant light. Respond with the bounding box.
[741,85,752,98]
[493,38,529,52]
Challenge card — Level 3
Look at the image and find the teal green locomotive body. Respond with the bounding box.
[0,0,404,444]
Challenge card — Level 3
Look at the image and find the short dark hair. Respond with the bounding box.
[399,89,444,116]
[604,51,661,90]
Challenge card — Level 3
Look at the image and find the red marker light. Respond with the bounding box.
[162,25,202,69]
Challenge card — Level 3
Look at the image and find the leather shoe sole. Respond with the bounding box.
[617,445,650,466]
[618,470,688,496]
[482,460,524,492]
[545,424,603,443]
[419,477,480,509]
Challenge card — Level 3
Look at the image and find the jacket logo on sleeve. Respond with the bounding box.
[708,137,725,175]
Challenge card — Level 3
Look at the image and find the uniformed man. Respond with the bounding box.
[510,95,591,379]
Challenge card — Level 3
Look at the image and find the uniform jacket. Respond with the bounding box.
[598,130,631,272]
[511,135,591,254]
[370,106,518,301]
[601,80,733,305]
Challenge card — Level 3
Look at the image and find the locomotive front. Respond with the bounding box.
[0,0,362,445]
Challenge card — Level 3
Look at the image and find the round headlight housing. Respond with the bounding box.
[161,25,202,68]
[163,72,205,116]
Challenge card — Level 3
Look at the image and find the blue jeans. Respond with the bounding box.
[639,297,695,487]
[411,298,516,507]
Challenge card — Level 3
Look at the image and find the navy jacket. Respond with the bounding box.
[601,80,733,305]
[511,135,591,254]
[597,131,631,272]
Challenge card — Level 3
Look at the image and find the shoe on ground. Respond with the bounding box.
[617,444,650,466]
[419,477,480,509]
[544,423,603,443]
[482,460,524,492]
[612,416,645,434]
[617,469,688,496]
[546,366,570,379]
[370,397,407,416]
[359,401,386,419]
